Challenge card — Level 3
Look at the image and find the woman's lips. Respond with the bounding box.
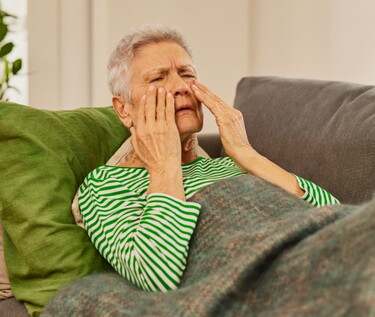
[176,109,194,114]
[175,105,194,113]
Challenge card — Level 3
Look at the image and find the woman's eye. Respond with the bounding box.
[150,77,163,82]
[182,73,195,78]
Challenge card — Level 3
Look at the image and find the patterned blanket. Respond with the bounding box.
[42,175,375,316]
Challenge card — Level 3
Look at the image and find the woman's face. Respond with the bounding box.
[127,41,203,139]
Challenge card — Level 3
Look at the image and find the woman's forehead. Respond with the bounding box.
[131,41,193,73]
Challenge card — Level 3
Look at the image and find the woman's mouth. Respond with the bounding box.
[175,105,194,113]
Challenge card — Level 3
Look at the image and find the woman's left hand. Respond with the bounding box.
[191,81,305,197]
[191,81,255,164]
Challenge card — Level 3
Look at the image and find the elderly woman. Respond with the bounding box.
[78,25,339,293]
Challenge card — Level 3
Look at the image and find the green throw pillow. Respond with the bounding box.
[0,102,130,316]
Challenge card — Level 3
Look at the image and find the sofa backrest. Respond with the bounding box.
[233,76,375,205]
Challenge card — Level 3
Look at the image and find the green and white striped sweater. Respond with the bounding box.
[78,156,339,292]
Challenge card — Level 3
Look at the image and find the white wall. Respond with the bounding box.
[27,0,375,133]
[59,0,91,109]
[28,0,60,109]
[28,0,91,110]
[250,0,375,85]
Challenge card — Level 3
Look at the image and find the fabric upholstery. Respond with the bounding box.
[0,102,130,316]
[197,133,223,158]
[42,175,375,316]
[233,76,375,204]
[0,297,29,317]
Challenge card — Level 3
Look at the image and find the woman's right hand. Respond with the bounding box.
[130,85,182,174]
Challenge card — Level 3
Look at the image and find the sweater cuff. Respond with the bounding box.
[292,174,308,199]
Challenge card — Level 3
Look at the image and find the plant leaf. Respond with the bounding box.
[0,10,17,19]
[0,24,7,42]
[12,58,22,75]
[0,42,14,57]
[4,59,9,82]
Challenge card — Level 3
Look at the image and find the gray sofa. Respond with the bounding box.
[1,76,374,316]
[200,76,375,204]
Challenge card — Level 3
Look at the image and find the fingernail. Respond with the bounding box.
[167,92,173,98]
[192,84,198,90]
[158,87,164,93]
[149,86,155,91]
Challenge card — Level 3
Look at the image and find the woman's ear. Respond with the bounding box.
[112,96,133,128]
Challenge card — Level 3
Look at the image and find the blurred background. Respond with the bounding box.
[2,0,375,133]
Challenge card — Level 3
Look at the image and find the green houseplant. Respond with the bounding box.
[0,6,22,100]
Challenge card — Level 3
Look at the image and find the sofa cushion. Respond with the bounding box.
[233,76,375,204]
[0,102,129,316]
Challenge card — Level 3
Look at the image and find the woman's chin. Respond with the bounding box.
[176,120,203,136]
[176,114,203,131]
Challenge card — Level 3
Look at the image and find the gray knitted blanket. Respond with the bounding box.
[42,175,375,316]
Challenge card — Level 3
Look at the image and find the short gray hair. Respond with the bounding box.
[107,25,193,101]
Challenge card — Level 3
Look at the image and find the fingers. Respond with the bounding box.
[193,80,222,102]
[145,85,156,124]
[165,91,175,124]
[135,86,174,132]
[191,81,225,116]
[140,86,169,124]
[157,87,166,122]
[136,94,147,125]
[129,87,181,170]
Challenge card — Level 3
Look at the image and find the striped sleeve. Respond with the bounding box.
[294,175,340,207]
[78,175,200,292]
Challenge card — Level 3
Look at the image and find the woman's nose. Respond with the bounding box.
[168,74,189,97]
